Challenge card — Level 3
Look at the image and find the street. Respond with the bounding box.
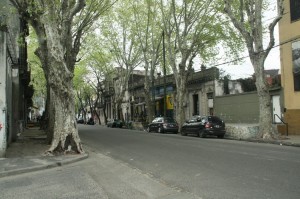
[79,125,300,199]
[1,125,300,199]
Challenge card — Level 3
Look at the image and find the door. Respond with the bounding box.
[272,95,281,123]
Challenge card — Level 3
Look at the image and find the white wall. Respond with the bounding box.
[0,31,7,157]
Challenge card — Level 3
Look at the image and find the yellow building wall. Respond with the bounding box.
[279,0,300,135]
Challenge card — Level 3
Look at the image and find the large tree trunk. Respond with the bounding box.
[252,57,274,139]
[144,75,155,123]
[174,66,188,132]
[175,82,186,133]
[46,61,83,154]
[223,0,284,140]
[33,33,83,154]
[144,91,155,123]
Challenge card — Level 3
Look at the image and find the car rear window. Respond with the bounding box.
[208,116,222,124]
[164,118,176,123]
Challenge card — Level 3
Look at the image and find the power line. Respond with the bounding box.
[195,35,300,72]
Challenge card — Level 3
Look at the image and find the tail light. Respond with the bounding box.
[205,122,212,128]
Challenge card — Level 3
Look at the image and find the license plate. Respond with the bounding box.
[215,125,220,128]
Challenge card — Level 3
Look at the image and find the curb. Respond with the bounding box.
[0,153,88,178]
[225,137,300,147]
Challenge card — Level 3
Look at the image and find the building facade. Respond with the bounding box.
[0,0,30,157]
[102,67,244,125]
[279,0,300,135]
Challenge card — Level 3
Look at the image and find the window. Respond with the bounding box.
[157,118,163,123]
[193,94,199,115]
[292,41,300,91]
[290,0,300,22]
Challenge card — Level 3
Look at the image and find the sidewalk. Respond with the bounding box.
[233,133,300,147]
[1,127,300,179]
[0,127,88,178]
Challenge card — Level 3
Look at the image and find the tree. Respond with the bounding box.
[27,28,46,100]
[10,0,113,154]
[160,0,242,130]
[73,64,89,122]
[132,0,163,122]
[223,0,284,139]
[100,1,142,120]
[80,38,115,125]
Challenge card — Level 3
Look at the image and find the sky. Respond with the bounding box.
[216,27,280,80]
[124,0,281,80]
[215,1,281,79]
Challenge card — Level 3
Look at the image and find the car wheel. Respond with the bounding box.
[217,134,224,138]
[181,131,187,136]
[147,127,151,133]
[198,130,206,138]
[158,127,163,133]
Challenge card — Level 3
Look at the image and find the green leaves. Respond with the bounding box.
[27,27,46,97]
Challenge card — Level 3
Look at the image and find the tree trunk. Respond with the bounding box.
[174,69,188,132]
[94,110,101,125]
[252,57,275,139]
[144,76,155,123]
[45,59,83,154]
[176,82,186,132]
[45,83,52,144]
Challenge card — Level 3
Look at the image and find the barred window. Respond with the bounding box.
[290,0,300,22]
[292,41,300,91]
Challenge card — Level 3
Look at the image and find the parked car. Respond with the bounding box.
[147,117,178,133]
[77,118,84,124]
[187,115,201,123]
[181,115,226,138]
[87,118,95,125]
[107,119,123,128]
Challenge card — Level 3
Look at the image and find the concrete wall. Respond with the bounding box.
[214,92,259,123]
[225,124,259,139]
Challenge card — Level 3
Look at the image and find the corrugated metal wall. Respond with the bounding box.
[214,92,259,123]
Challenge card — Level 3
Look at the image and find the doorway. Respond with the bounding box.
[193,94,199,115]
[272,95,281,123]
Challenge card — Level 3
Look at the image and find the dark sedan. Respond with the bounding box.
[181,115,226,138]
[107,119,123,128]
[147,117,178,133]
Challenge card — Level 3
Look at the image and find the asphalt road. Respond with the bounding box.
[79,124,300,199]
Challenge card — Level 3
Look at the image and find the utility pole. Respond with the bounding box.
[152,60,156,117]
[162,31,167,117]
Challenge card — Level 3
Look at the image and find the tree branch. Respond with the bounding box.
[265,0,284,57]
[70,0,86,18]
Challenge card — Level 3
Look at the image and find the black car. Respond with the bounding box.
[147,117,178,133]
[87,118,95,125]
[181,115,226,138]
[107,119,123,128]
[77,118,84,124]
